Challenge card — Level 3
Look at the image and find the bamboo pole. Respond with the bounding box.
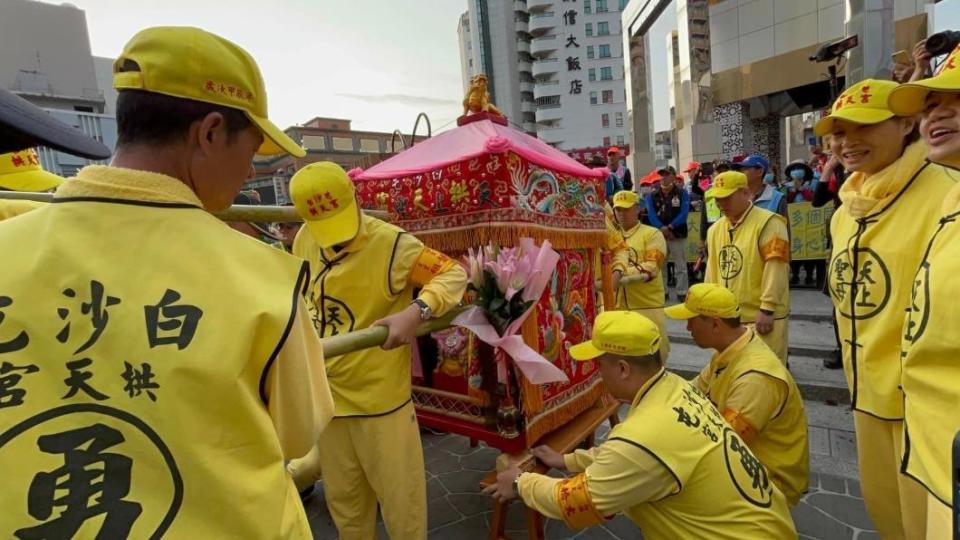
[0,192,390,222]
[319,307,466,358]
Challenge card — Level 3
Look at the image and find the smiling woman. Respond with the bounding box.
[811,78,956,540]
[886,46,960,538]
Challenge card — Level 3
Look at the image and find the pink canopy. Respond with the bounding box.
[351,117,608,181]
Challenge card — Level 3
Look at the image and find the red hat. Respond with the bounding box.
[640,170,660,186]
[683,161,701,173]
[607,146,621,155]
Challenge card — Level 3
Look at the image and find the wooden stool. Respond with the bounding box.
[479,400,621,540]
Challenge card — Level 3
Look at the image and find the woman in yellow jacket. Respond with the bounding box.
[816,79,955,540]
[889,47,960,539]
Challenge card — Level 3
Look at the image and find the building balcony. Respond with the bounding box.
[530,34,558,56]
[523,121,537,133]
[514,0,527,12]
[526,0,553,11]
[533,80,560,99]
[521,100,536,114]
[531,58,559,77]
[528,11,557,34]
[538,126,564,145]
[520,80,535,93]
[517,39,531,54]
[518,58,533,73]
[535,104,563,123]
[515,19,529,34]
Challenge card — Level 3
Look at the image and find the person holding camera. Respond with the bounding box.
[889,42,960,540]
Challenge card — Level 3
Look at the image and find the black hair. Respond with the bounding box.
[610,350,662,371]
[115,60,252,148]
[720,317,742,328]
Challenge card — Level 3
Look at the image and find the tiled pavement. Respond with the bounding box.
[304,423,876,539]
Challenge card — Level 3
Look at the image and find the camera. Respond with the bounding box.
[810,35,859,63]
[925,30,960,57]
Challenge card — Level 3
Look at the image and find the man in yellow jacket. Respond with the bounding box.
[0,27,334,539]
[0,148,64,220]
[704,171,791,363]
[666,283,809,505]
[888,49,960,539]
[287,161,467,540]
[610,190,670,361]
[483,310,798,539]
[819,79,955,540]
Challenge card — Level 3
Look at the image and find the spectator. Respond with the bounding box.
[596,155,622,204]
[783,162,815,203]
[783,161,818,287]
[644,165,690,300]
[736,154,788,220]
[607,147,632,192]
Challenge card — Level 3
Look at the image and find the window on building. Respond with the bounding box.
[588,68,596,82]
[585,0,592,13]
[589,91,598,105]
[619,0,628,9]
[332,137,354,151]
[597,0,608,12]
[603,136,612,146]
[602,90,613,103]
[600,66,613,80]
[587,46,595,59]
[615,112,623,127]
[585,23,593,37]
[601,114,610,128]
[359,138,381,153]
[616,135,625,145]
[302,135,327,150]
[598,22,610,35]
[468,58,473,67]
[599,44,611,58]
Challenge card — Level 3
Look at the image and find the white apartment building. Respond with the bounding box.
[459,0,630,151]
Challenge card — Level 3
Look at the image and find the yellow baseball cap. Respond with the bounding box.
[569,311,661,361]
[814,79,898,136]
[664,283,741,320]
[113,26,305,158]
[290,162,361,249]
[612,190,639,208]
[705,171,748,200]
[888,45,960,115]
[0,149,64,191]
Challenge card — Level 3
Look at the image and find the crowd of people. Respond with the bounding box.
[0,23,959,540]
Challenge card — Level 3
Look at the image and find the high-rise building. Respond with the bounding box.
[0,0,117,175]
[458,0,630,150]
[457,2,533,134]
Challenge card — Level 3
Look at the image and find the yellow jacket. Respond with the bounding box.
[829,143,955,419]
[0,166,333,538]
[0,199,43,221]
[293,214,466,416]
[901,181,960,507]
[705,205,790,322]
[691,328,809,505]
[615,222,666,309]
[518,370,797,539]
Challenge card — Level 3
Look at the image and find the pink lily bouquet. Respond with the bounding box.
[454,238,569,385]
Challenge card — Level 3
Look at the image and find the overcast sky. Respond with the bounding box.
[70,0,960,135]
[72,0,466,134]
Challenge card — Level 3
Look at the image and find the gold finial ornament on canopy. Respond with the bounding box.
[462,74,504,117]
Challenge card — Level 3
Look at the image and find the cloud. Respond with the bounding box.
[336,93,460,107]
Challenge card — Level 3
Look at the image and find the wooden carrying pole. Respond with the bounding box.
[319,308,465,357]
[0,191,390,222]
